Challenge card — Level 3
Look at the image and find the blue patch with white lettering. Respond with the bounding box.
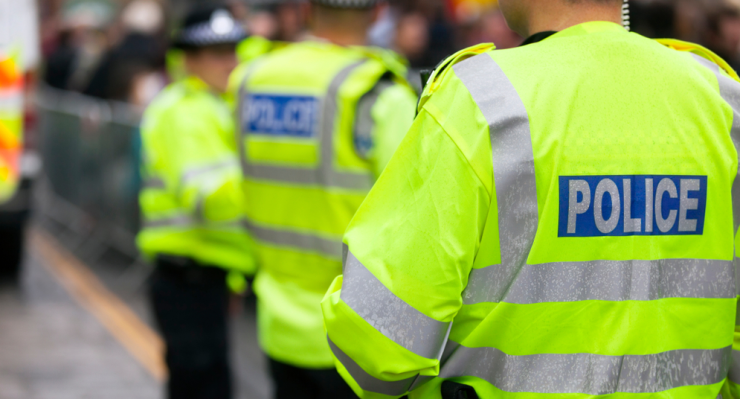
[558,175,708,237]
[245,94,319,138]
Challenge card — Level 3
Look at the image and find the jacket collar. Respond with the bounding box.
[523,21,626,46]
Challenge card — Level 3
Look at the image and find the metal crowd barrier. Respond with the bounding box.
[36,85,143,264]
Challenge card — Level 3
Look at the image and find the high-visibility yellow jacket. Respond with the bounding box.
[0,50,23,203]
[138,76,256,278]
[323,21,740,398]
[231,40,418,368]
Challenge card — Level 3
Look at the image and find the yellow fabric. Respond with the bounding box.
[324,21,739,398]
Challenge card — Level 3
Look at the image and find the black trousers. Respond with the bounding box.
[269,358,358,399]
[149,256,232,399]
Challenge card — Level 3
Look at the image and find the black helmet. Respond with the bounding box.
[173,5,247,49]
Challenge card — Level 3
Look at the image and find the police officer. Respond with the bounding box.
[231,0,417,397]
[138,5,254,399]
[236,0,307,63]
[322,0,740,398]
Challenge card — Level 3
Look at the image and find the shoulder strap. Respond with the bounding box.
[656,38,740,83]
[353,46,414,90]
[418,43,496,112]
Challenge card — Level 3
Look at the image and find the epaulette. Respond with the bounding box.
[418,43,495,112]
[656,38,740,83]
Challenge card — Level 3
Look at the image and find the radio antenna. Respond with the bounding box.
[622,0,631,31]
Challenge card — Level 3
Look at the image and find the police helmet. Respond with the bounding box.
[309,0,381,9]
[173,5,247,50]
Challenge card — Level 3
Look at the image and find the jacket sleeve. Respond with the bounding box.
[322,105,491,398]
[153,99,245,225]
[354,79,418,177]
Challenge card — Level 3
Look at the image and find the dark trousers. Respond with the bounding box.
[269,358,358,399]
[149,256,232,399]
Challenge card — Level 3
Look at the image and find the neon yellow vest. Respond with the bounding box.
[138,77,256,278]
[324,22,740,398]
[234,40,415,368]
[0,50,23,203]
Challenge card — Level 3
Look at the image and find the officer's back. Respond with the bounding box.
[231,0,418,397]
[322,1,740,398]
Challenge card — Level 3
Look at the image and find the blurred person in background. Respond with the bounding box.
[236,0,309,63]
[42,2,112,91]
[705,2,740,70]
[137,4,255,399]
[84,0,167,104]
[230,0,418,397]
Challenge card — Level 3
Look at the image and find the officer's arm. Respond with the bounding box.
[157,101,245,227]
[354,79,418,177]
[322,102,492,398]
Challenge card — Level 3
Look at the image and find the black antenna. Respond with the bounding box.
[622,0,631,31]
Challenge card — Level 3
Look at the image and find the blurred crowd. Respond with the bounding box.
[37,0,740,107]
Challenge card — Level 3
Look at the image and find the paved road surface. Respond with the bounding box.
[0,226,272,399]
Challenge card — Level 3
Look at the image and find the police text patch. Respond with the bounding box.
[558,175,708,237]
[246,94,319,138]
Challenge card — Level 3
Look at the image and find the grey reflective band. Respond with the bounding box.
[181,159,240,185]
[464,259,735,304]
[354,79,394,160]
[239,61,374,191]
[328,337,416,396]
[143,214,195,229]
[690,53,740,296]
[341,251,452,359]
[691,53,721,72]
[729,349,740,383]
[243,218,343,259]
[453,54,539,305]
[440,342,732,394]
[244,164,372,191]
[143,177,166,189]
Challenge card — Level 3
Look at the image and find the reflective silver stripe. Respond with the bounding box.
[328,337,416,396]
[354,79,395,159]
[453,53,539,305]
[440,343,732,394]
[692,53,721,72]
[237,63,260,182]
[341,251,452,359]
[239,61,374,191]
[465,259,734,304]
[243,218,343,259]
[729,349,740,383]
[142,177,166,189]
[144,215,244,230]
[181,159,240,184]
[691,54,740,297]
[143,214,195,229]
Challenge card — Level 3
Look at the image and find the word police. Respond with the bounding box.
[558,175,708,237]
[246,94,319,138]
